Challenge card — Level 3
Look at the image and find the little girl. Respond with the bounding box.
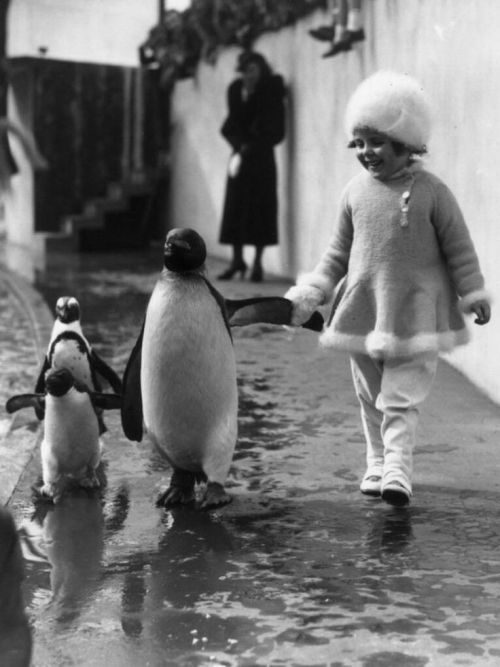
[285,71,491,507]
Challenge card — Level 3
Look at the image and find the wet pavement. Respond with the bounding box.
[0,279,38,437]
[0,266,53,507]
[2,248,500,666]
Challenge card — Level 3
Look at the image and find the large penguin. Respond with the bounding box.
[121,228,323,510]
[7,368,121,503]
[34,296,122,432]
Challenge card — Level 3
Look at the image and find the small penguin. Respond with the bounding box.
[34,296,123,432]
[7,368,121,503]
[121,228,323,510]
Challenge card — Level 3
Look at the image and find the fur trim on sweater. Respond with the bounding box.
[284,283,325,325]
[320,327,470,358]
[296,271,335,299]
[460,289,491,312]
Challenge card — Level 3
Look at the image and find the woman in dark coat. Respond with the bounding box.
[218,51,286,282]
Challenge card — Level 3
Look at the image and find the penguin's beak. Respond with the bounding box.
[164,239,191,255]
[56,301,80,323]
[163,229,206,271]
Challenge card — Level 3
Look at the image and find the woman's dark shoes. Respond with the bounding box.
[217,260,263,282]
[217,261,247,280]
[249,264,263,283]
[322,28,365,58]
[309,25,336,42]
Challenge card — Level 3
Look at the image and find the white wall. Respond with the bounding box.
[7,0,157,67]
[169,0,500,402]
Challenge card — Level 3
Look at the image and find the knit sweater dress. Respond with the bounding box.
[298,166,488,359]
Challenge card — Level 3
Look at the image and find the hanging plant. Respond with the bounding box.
[139,0,327,87]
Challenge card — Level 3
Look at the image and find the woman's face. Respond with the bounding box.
[242,62,262,91]
[352,129,411,180]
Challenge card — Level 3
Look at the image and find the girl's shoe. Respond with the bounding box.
[381,480,411,507]
[360,474,382,496]
[250,264,263,282]
[217,261,247,280]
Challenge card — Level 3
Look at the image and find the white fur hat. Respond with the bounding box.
[344,70,432,151]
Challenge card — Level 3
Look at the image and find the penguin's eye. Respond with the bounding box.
[56,298,65,309]
[68,298,78,307]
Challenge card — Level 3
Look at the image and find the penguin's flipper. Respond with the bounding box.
[91,393,122,411]
[121,326,144,442]
[90,350,123,394]
[298,310,325,332]
[6,394,45,415]
[201,276,232,339]
[33,357,50,419]
[225,297,324,332]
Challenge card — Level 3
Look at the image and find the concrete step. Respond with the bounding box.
[33,231,77,254]
[36,174,157,254]
[107,177,153,201]
[62,214,103,235]
[83,197,127,217]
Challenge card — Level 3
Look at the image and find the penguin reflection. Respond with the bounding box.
[120,508,235,642]
[31,483,129,624]
[33,491,104,623]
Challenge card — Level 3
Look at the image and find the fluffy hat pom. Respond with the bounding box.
[345,70,432,152]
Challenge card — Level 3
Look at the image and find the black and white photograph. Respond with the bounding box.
[1,1,499,665]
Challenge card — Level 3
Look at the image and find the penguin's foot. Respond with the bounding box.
[77,464,101,489]
[79,473,100,489]
[156,485,195,508]
[32,484,52,504]
[200,482,232,510]
[156,469,196,508]
[39,482,63,504]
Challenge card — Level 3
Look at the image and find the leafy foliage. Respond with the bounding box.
[139,0,326,88]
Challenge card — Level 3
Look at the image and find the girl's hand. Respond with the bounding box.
[470,299,491,325]
[284,284,324,326]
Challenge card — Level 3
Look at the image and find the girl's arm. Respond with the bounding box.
[432,181,490,320]
[285,194,353,324]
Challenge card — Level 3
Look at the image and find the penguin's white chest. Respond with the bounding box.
[43,390,101,474]
[141,277,238,480]
[50,340,93,388]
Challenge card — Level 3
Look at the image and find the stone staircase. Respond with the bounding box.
[34,175,159,254]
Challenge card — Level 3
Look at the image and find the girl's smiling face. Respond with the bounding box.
[352,129,412,180]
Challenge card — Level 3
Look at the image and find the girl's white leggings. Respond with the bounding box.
[350,351,439,494]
